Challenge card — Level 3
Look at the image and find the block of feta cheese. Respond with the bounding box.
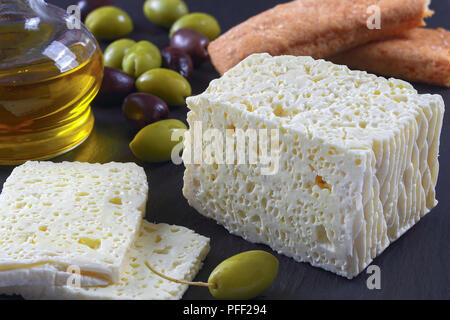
[0,161,148,287]
[2,221,210,300]
[183,53,445,278]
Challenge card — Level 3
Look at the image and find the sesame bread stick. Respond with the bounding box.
[330,28,450,87]
[209,0,433,75]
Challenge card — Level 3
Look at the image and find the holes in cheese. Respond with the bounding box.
[78,238,101,250]
[315,225,331,246]
[315,176,331,191]
[153,246,172,255]
[183,53,444,278]
[109,197,123,205]
[2,222,210,300]
[0,161,148,287]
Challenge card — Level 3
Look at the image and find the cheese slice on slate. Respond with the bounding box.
[0,161,148,287]
[183,53,444,278]
[2,221,210,300]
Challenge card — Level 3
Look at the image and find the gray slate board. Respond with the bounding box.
[1,0,449,299]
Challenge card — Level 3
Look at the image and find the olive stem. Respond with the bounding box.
[144,261,215,288]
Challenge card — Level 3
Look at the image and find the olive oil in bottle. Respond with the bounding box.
[0,0,103,164]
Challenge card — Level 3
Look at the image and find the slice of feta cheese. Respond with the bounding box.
[0,161,148,286]
[2,221,210,300]
[183,53,444,278]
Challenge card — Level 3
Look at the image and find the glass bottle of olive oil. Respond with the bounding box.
[0,0,103,164]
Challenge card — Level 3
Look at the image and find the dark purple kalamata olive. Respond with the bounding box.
[94,66,134,106]
[122,93,169,129]
[77,0,114,21]
[161,47,193,79]
[170,28,210,65]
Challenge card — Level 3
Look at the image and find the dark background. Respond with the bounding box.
[1,0,449,299]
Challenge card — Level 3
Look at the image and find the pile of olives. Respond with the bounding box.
[81,0,220,163]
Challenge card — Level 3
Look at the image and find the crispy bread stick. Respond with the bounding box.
[209,0,433,75]
[330,28,450,87]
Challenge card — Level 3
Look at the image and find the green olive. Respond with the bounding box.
[143,0,188,28]
[208,250,279,300]
[130,119,187,162]
[85,6,133,40]
[169,12,221,41]
[122,41,162,78]
[136,68,191,106]
[103,39,136,69]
